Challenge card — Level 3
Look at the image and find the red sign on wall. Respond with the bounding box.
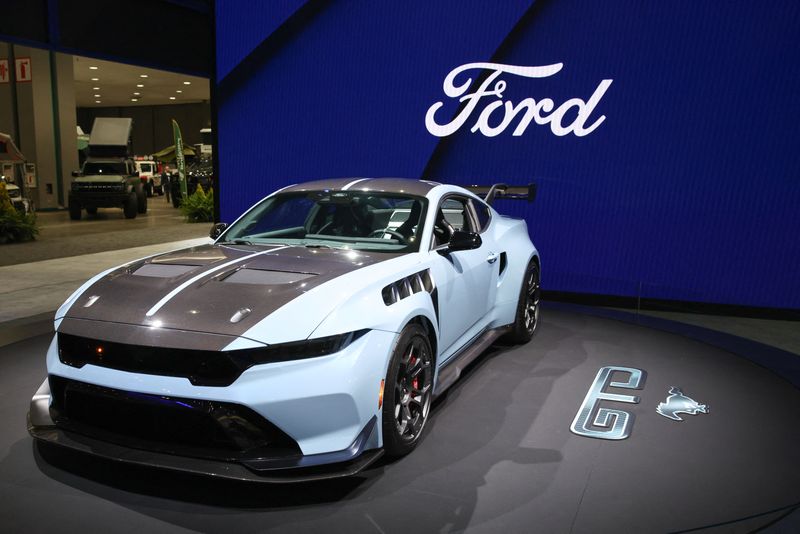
[0,60,9,83]
[15,57,31,82]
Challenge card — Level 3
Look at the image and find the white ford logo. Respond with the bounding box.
[425,62,613,138]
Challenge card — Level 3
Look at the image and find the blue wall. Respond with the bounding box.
[215,0,800,310]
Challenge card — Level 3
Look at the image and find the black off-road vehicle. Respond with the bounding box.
[69,159,147,220]
[68,117,147,220]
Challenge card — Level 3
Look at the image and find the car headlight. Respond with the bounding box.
[235,329,369,368]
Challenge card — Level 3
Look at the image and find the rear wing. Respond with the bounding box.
[464,183,537,206]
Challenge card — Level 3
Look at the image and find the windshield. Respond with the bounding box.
[223,191,428,252]
[83,161,127,175]
[139,163,153,173]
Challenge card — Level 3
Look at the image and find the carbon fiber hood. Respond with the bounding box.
[63,243,397,339]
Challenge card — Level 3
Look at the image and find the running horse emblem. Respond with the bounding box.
[657,387,709,421]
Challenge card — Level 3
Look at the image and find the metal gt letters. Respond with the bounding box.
[425,62,613,138]
[570,366,646,440]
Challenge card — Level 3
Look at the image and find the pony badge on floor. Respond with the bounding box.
[657,387,710,421]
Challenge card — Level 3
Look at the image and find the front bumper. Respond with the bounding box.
[28,376,383,482]
[70,191,130,207]
[33,327,396,481]
[29,418,382,483]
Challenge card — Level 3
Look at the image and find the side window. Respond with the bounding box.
[433,196,475,247]
[471,199,491,232]
[440,198,474,232]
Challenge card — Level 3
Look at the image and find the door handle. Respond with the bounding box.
[486,252,499,264]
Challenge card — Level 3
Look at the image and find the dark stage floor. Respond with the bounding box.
[1,308,798,533]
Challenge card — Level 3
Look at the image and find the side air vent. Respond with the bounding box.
[382,270,434,306]
[499,252,508,276]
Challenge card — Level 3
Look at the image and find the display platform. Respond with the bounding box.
[0,305,798,533]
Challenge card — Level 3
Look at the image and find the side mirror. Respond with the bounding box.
[209,222,227,240]
[71,170,81,177]
[446,230,482,253]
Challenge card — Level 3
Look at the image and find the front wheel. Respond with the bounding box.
[505,259,541,344]
[382,323,434,458]
[136,185,147,214]
[68,196,82,220]
[123,191,138,219]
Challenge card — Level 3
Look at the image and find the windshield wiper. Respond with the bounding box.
[302,243,333,249]
[220,239,254,245]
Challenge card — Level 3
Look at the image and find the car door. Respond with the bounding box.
[428,195,499,357]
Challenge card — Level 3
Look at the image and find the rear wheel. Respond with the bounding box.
[68,196,82,220]
[382,323,433,458]
[123,191,138,219]
[505,259,541,344]
[136,185,147,214]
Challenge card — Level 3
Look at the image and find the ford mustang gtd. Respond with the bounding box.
[28,178,540,482]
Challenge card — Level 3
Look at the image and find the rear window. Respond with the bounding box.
[471,200,491,232]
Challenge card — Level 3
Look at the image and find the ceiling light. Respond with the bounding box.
[139,74,148,78]
[133,92,140,96]
[136,84,144,88]
[92,86,100,90]
[94,94,101,97]
[169,96,176,100]
[131,98,138,102]
[183,81,191,85]
[91,77,99,81]
[175,90,182,93]
[89,66,99,70]
[95,100,101,104]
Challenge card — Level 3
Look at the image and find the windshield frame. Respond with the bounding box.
[222,190,429,254]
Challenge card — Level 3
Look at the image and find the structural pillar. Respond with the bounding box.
[0,43,77,210]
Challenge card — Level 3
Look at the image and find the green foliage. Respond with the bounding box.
[180,185,214,223]
[0,182,38,244]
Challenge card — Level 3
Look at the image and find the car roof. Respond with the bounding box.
[281,178,441,197]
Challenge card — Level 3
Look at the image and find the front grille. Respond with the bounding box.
[48,375,301,462]
[58,332,247,386]
[72,183,125,192]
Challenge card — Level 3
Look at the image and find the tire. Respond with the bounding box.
[504,259,541,344]
[136,185,147,214]
[85,207,98,215]
[382,323,434,458]
[68,196,82,220]
[146,181,154,197]
[123,191,138,219]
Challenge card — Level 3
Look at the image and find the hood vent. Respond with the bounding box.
[133,264,197,278]
[223,269,316,285]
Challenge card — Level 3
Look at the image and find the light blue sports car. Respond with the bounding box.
[28,178,540,482]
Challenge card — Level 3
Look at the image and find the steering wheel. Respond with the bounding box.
[368,228,408,244]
